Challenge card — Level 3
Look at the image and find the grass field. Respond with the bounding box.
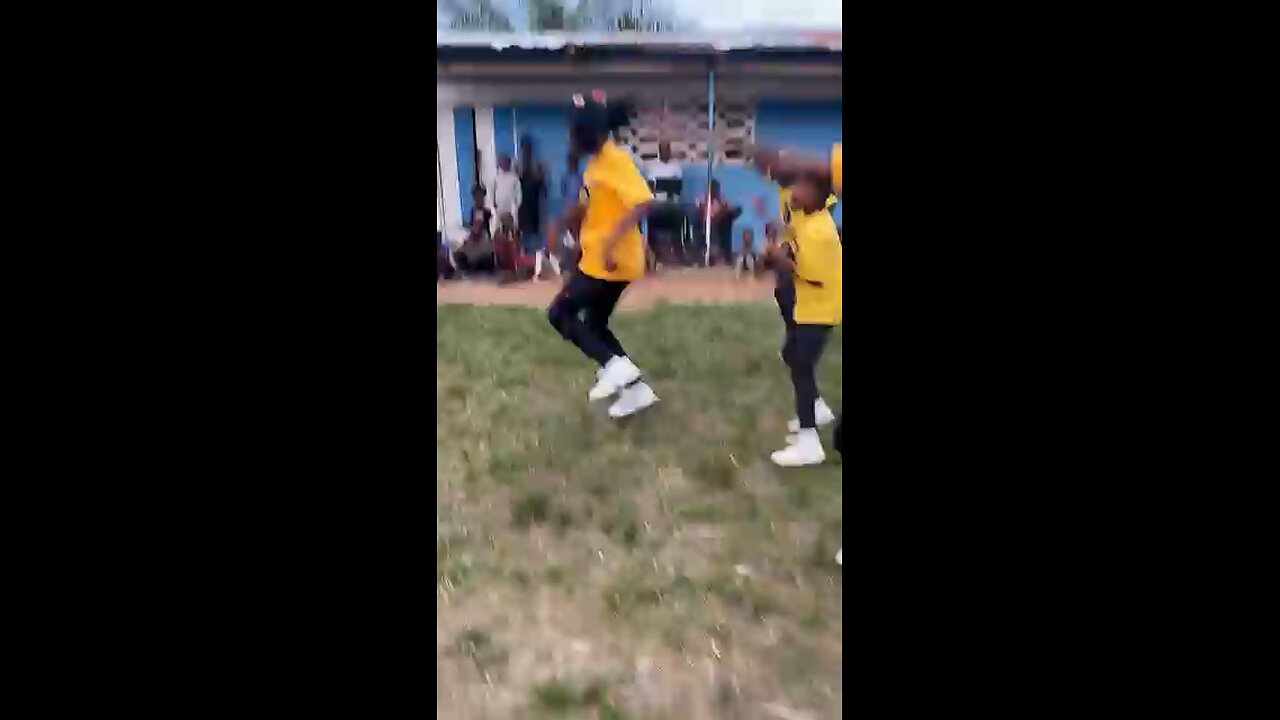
[437,301,843,719]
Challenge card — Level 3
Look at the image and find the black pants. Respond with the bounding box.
[775,289,796,327]
[649,204,685,262]
[547,272,629,366]
[776,288,796,356]
[454,251,494,273]
[783,323,832,429]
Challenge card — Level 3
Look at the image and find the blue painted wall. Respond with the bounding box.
[454,108,476,219]
[494,107,516,162]
[494,105,574,222]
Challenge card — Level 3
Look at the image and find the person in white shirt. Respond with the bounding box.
[492,154,522,229]
[644,142,684,265]
[645,142,683,201]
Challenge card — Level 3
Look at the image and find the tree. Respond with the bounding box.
[569,0,673,32]
[529,0,569,30]
[441,0,514,31]
[439,0,675,33]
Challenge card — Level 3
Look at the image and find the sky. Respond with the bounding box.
[672,0,841,30]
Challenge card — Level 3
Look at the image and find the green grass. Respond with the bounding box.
[437,302,843,719]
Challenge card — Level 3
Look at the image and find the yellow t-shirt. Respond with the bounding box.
[787,204,842,326]
[831,143,842,196]
[577,140,654,282]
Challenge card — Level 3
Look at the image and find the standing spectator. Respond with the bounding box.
[517,136,555,279]
[492,154,521,230]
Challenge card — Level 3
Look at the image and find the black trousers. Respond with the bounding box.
[547,272,629,366]
[454,251,494,273]
[783,323,832,429]
[775,288,797,362]
[775,289,796,327]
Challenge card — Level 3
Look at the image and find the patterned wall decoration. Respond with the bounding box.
[614,99,755,165]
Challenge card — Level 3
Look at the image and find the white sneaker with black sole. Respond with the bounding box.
[786,398,836,433]
[588,355,642,401]
[608,381,659,418]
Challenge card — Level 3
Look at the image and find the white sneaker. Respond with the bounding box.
[770,428,825,467]
[787,398,836,433]
[836,549,842,566]
[608,381,659,418]
[588,355,641,401]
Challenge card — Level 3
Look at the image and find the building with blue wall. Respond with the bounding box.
[436,31,842,251]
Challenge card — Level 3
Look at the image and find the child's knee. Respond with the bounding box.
[548,301,572,336]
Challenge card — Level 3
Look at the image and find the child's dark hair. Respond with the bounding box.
[570,98,633,155]
[807,170,834,199]
[471,183,485,196]
[795,171,834,210]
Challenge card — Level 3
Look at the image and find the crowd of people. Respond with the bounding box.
[437,136,571,284]
[437,129,837,284]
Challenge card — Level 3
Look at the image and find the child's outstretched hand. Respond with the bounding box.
[763,240,786,263]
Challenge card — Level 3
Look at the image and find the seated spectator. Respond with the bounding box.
[646,142,683,201]
[696,179,741,266]
[494,212,535,284]
[645,142,686,265]
[467,184,492,240]
[453,185,496,274]
[494,212,518,273]
[437,231,455,281]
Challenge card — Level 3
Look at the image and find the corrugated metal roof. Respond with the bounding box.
[436,30,841,53]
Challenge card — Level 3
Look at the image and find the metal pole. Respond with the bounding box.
[704,67,715,266]
[512,108,520,165]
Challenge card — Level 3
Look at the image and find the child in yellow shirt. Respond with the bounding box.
[546,93,659,419]
[761,169,842,466]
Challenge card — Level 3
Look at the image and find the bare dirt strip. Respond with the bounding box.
[436,267,776,310]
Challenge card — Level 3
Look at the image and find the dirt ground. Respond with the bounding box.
[436,267,776,309]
